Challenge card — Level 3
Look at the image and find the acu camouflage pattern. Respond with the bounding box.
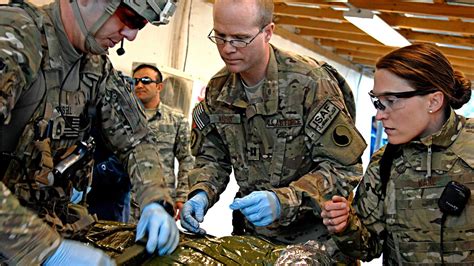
[145,103,194,202]
[189,45,365,262]
[0,2,171,264]
[333,110,474,265]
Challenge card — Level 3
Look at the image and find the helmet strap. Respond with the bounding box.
[71,0,120,54]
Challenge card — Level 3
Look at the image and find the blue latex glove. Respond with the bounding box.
[70,187,91,204]
[180,191,209,235]
[44,239,115,266]
[229,191,281,227]
[136,202,179,256]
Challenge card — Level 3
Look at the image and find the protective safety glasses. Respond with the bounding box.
[134,77,159,85]
[369,89,438,111]
[115,3,148,30]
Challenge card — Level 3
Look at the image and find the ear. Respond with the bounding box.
[428,91,444,113]
[156,82,164,92]
[264,22,274,42]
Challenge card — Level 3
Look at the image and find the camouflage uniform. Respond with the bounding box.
[189,45,366,261]
[333,110,474,264]
[0,2,171,264]
[144,103,194,202]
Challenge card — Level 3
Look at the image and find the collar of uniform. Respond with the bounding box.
[147,102,164,121]
[418,108,463,148]
[216,45,279,118]
[45,1,82,67]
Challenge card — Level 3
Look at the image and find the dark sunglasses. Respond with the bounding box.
[134,77,159,85]
[115,3,148,30]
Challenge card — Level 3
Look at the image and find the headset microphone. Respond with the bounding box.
[116,40,125,56]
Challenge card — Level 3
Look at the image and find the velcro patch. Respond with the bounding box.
[309,101,340,134]
[192,102,210,130]
[210,114,241,124]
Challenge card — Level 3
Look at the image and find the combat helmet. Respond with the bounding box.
[71,0,177,54]
[122,0,177,26]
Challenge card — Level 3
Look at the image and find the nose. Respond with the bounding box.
[221,41,236,54]
[375,109,388,121]
[121,27,139,41]
[134,79,143,89]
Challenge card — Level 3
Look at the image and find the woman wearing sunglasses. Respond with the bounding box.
[321,43,473,264]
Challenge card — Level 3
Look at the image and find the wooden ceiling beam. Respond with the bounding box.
[297,28,380,45]
[350,58,474,79]
[380,13,474,36]
[274,3,474,36]
[319,39,474,59]
[273,0,474,19]
[453,65,474,77]
[337,47,474,68]
[351,57,377,67]
[274,3,343,20]
[274,27,361,72]
[335,49,382,61]
[446,57,474,68]
[275,15,365,34]
[319,39,396,55]
[426,45,474,59]
[399,29,474,47]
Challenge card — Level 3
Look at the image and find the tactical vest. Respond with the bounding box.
[1,2,107,238]
[383,117,474,264]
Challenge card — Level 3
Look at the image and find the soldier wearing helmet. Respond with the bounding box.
[0,0,178,264]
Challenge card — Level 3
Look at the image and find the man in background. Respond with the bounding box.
[133,64,194,220]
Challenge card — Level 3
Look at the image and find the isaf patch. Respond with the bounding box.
[309,101,340,134]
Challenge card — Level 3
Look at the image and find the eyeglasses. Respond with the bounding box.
[207,25,267,48]
[134,77,159,85]
[115,3,148,30]
[369,89,438,111]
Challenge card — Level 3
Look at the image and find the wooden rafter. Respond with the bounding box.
[297,28,380,45]
[273,0,474,19]
[274,26,361,72]
[399,29,474,47]
[275,15,364,34]
[380,13,474,36]
[274,3,474,36]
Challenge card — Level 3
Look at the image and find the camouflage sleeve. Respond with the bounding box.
[99,68,173,212]
[272,75,366,225]
[187,101,232,206]
[174,115,194,202]
[0,181,61,264]
[0,7,42,124]
[332,149,386,260]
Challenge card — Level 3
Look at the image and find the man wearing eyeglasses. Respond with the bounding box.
[0,0,179,264]
[132,64,194,221]
[181,0,366,263]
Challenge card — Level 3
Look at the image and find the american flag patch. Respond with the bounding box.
[192,102,210,130]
